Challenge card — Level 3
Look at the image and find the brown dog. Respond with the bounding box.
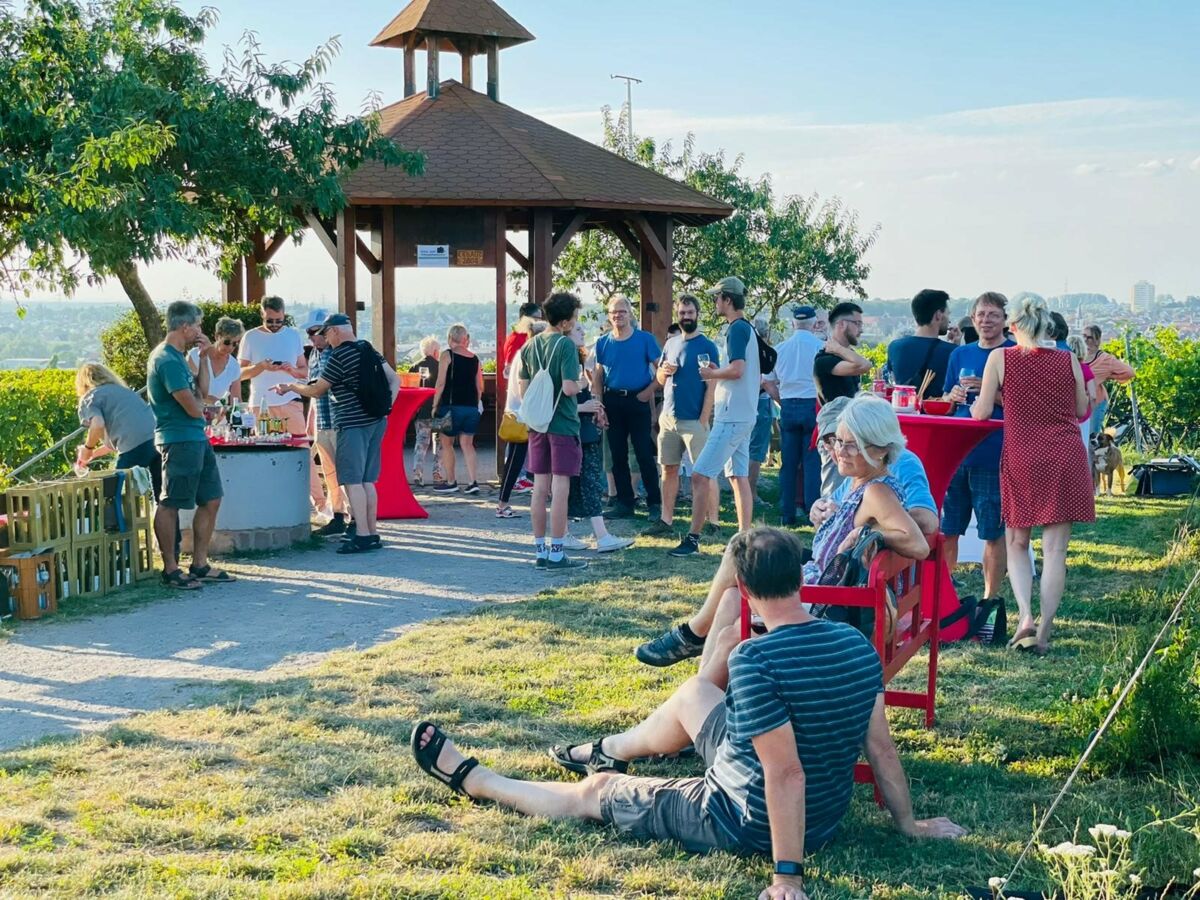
[1092,432,1126,495]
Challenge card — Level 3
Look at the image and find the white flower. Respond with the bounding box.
[1088,824,1119,839]
[1129,874,1142,886]
[1043,841,1097,858]
[1193,866,1200,881]
[1114,829,1131,840]
[988,876,1007,890]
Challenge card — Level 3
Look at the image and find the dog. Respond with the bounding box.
[1092,432,1126,496]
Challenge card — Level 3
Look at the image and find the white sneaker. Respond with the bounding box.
[560,534,588,551]
[596,534,635,553]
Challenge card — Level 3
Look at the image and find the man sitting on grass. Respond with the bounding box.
[412,528,966,900]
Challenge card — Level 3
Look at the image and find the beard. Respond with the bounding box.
[679,319,699,334]
[846,332,860,346]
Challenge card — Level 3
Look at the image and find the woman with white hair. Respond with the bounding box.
[802,394,929,584]
[430,323,483,494]
[407,335,443,487]
[972,295,1093,656]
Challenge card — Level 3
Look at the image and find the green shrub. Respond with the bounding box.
[0,369,80,487]
[1070,622,1200,773]
[100,303,271,389]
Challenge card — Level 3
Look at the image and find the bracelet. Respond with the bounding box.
[774,861,804,878]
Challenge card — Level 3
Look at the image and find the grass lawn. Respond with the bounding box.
[1,490,1198,898]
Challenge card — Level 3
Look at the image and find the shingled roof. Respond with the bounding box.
[371,0,535,51]
[342,81,733,225]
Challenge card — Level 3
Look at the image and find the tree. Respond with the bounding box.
[554,106,877,326]
[0,0,421,346]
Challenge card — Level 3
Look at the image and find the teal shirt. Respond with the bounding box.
[147,342,205,445]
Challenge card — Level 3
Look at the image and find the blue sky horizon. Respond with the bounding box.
[35,0,1200,306]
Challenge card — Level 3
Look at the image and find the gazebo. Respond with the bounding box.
[223,0,733,404]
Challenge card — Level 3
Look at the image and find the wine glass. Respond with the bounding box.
[697,353,711,371]
[418,366,430,385]
[959,367,978,403]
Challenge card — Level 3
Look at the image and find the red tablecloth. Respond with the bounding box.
[896,412,1003,511]
[209,435,311,449]
[377,388,435,520]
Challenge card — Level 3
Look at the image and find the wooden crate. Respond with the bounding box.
[70,537,107,598]
[102,534,139,591]
[3,484,72,551]
[0,552,58,620]
[131,519,156,581]
[65,479,106,539]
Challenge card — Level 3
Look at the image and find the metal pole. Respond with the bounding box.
[610,74,642,157]
[1125,331,1144,453]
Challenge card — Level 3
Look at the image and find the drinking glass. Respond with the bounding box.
[697,353,711,370]
[418,366,430,384]
[959,367,978,401]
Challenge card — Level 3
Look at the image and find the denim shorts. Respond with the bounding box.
[942,464,1004,540]
[748,396,775,463]
[440,405,481,437]
[692,418,756,479]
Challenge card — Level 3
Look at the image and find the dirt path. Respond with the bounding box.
[0,495,544,750]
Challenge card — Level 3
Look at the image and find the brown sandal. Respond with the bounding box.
[1008,626,1036,648]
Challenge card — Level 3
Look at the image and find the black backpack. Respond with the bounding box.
[354,340,393,418]
[940,595,1008,645]
[756,331,777,376]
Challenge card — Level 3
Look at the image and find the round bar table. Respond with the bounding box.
[376,387,435,520]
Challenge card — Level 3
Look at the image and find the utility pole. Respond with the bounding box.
[610,73,641,156]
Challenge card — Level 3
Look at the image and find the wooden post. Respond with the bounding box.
[530,209,553,305]
[245,233,267,303]
[460,43,473,89]
[639,215,674,341]
[223,258,244,304]
[371,209,397,365]
[336,206,357,332]
[403,45,416,97]
[495,209,508,476]
[427,36,440,98]
[486,40,499,101]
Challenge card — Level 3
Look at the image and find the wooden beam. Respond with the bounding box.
[403,45,416,97]
[550,211,587,262]
[609,221,642,263]
[505,240,529,272]
[530,209,553,305]
[371,210,396,365]
[356,236,382,275]
[426,34,440,98]
[259,228,289,264]
[305,211,339,262]
[245,233,267,302]
[640,215,674,340]
[629,213,668,269]
[486,40,499,101]
[336,206,357,331]
[460,41,473,89]
[494,209,508,475]
[222,258,244,304]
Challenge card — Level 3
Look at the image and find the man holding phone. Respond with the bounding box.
[238,295,308,434]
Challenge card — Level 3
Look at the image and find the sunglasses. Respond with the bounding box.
[306,328,321,337]
[264,317,286,326]
[221,339,240,348]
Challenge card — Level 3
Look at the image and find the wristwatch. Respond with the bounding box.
[774,861,804,878]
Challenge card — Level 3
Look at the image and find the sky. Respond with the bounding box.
[45,0,1200,306]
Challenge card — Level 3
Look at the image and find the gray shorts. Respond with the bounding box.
[159,440,223,510]
[599,705,738,853]
[335,419,386,486]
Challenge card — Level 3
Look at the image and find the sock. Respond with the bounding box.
[535,537,547,559]
[332,512,345,523]
[549,537,565,562]
[678,623,702,644]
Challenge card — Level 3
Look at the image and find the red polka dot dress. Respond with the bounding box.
[1000,347,1095,528]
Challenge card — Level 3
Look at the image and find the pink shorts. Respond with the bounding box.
[527,432,582,477]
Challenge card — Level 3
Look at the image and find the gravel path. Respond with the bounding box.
[0,493,546,750]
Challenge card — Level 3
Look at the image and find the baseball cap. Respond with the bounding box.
[319,313,352,333]
[792,305,817,321]
[299,308,330,333]
[816,396,851,439]
[706,276,745,298]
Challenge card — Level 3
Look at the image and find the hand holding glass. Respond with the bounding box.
[697,353,711,370]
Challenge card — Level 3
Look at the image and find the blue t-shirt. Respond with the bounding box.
[887,336,954,394]
[703,620,882,852]
[661,333,719,421]
[595,329,661,392]
[943,340,1014,469]
[146,342,205,446]
[832,448,936,513]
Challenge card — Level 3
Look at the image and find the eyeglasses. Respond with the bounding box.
[221,339,240,348]
[829,436,875,456]
[306,328,321,337]
[264,317,285,326]
[608,309,630,317]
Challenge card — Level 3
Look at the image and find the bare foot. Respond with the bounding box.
[567,742,594,764]
[416,725,482,795]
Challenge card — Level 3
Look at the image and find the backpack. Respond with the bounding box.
[756,330,777,375]
[939,595,1007,645]
[354,340,393,419]
[810,527,895,641]
[517,335,568,433]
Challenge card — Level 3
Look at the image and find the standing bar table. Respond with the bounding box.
[377,387,435,519]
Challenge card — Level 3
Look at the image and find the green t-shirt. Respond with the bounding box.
[518,332,581,437]
[147,342,205,445]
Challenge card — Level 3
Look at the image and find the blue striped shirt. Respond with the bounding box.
[703,620,882,852]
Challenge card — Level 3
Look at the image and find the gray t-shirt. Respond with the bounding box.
[77,383,156,454]
[714,318,761,424]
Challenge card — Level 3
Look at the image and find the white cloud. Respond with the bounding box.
[1074,163,1106,176]
[1190,156,1200,173]
[919,171,962,183]
[1135,158,1176,175]
[931,97,1170,128]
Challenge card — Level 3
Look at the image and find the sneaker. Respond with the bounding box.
[462,482,481,495]
[337,535,374,555]
[410,470,424,487]
[542,555,588,573]
[596,534,634,553]
[314,517,346,537]
[560,534,588,551]
[641,518,676,538]
[607,503,636,519]
[514,478,534,494]
[645,505,662,522]
[636,625,705,667]
[534,557,548,569]
[668,534,701,558]
[433,482,460,494]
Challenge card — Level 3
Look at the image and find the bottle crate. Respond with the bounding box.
[66,479,106,538]
[102,534,139,591]
[0,552,58,620]
[70,537,107,598]
[131,520,156,581]
[2,485,72,551]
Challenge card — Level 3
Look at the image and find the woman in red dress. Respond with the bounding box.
[972,296,1093,655]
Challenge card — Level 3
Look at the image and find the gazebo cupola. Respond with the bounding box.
[369,0,535,101]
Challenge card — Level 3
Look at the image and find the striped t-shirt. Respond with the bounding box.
[703,619,882,852]
[320,340,384,430]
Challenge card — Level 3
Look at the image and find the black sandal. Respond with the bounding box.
[162,568,202,590]
[410,721,481,799]
[189,564,236,583]
[548,737,629,777]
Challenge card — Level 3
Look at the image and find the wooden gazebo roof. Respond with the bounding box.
[342,81,732,226]
[370,0,535,51]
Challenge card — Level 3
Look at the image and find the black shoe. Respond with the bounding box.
[645,505,661,522]
[314,517,346,537]
[636,625,706,667]
[433,482,460,494]
[338,522,358,543]
[702,522,720,537]
[364,534,383,549]
[337,536,374,554]
[463,482,481,495]
[542,555,588,572]
[641,518,676,538]
[607,503,636,519]
[668,534,701,558]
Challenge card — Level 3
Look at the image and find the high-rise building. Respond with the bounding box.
[1131,280,1155,311]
